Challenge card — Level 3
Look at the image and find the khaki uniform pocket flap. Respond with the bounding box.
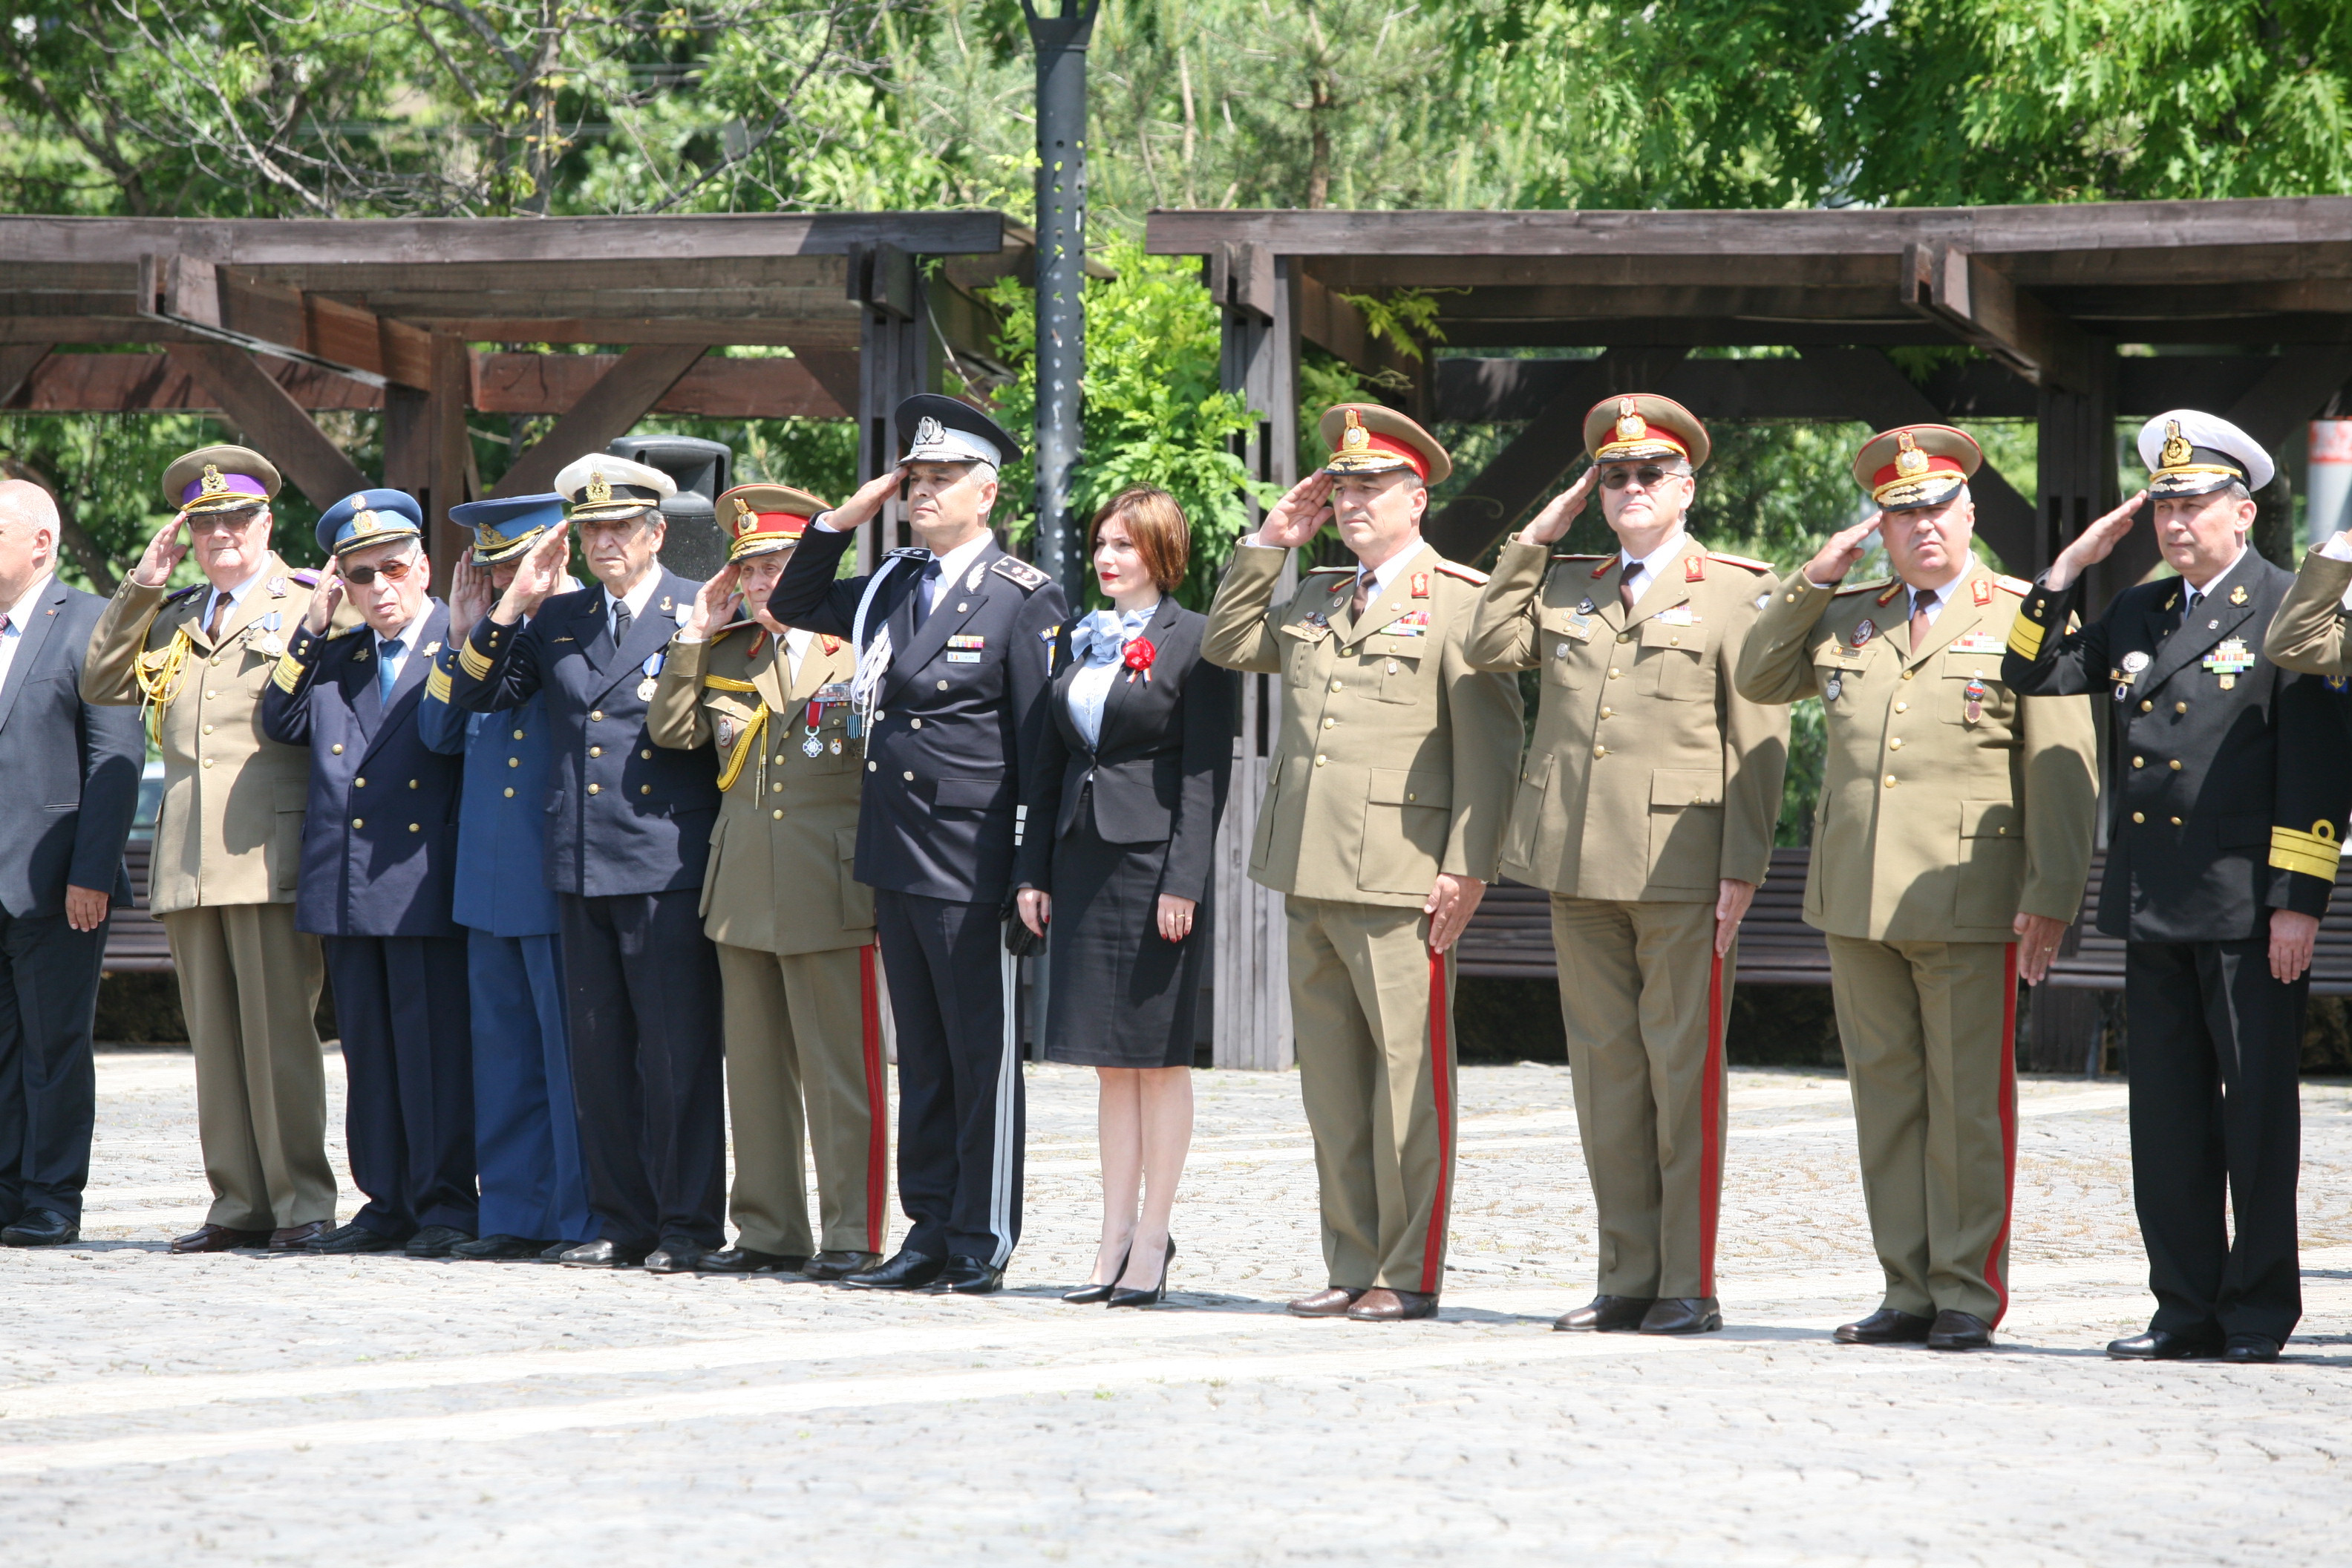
[1369,768,1451,808]
[1639,619,1708,653]
[1651,768,1722,808]
[1962,799,2021,838]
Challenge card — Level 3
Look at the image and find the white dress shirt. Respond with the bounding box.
[0,571,53,694]
[920,532,995,616]
[1615,529,1690,604]
[784,625,814,686]
[201,562,270,638]
[604,569,661,642]
[374,618,418,693]
[2180,544,2248,610]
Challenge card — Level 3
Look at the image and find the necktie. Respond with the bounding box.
[1620,561,1642,612]
[912,560,944,630]
[205,592,229,641]
[611,601,632,645]
[378,638,403,703]
[1910,589,1936,650]
[1350,569,1374,619]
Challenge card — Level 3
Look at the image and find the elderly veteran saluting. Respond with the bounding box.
[1737,425,2097,1352]
[1467,396,1788,1338]
[418,494,596,1262]
[1203,405,1522,1324]
[449,455,728,1273]
[767,396,1067,1296]
[2011,413,2351,1365]
[82,447,336,1255]
[262,490,475,1256]
[651,483,886,1280]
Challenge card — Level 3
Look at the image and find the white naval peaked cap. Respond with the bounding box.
[2136,409,2275,497]
[552,454,680,521]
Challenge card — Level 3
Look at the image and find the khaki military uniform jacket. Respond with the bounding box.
[2263,548,2352,677]
[1203,540,1523,909]
[649,622,873,956]
[1469,535,1788,900]
[1734,559,2097,944]
[82,556,313,914]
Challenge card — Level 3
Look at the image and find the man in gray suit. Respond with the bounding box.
[0,481,143,1247]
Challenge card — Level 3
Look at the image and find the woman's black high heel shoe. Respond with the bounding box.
[1106,1237,1175,1309]
[1064,1245,1131,1304]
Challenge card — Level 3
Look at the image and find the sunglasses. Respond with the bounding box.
[343,555,420,585]
[1600,466,1687,491]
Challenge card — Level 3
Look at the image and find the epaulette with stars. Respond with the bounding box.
[990,557,1050,592]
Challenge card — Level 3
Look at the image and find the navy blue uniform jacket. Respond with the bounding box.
[259,601,464,938]
[417,633,561,938]
[446,569,719,898]
[0,577,141,916]
[768,526,1067,905]
[2002,552,2352,942]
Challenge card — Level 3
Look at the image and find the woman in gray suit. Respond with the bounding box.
[1016,487,1233,1307]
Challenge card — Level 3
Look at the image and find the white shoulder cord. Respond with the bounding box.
[849,549,927,737]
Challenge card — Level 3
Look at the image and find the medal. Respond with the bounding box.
[636,679,658,701]
[1824,674,1843,702]
[803,732,824,758]
[637,650,662,702]
[1852,618,1876,648]
[1964,678,1987,725]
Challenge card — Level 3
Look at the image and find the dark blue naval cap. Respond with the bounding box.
[316,488,425,558]
[450,492,564,565]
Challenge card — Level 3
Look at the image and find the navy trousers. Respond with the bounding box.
[0,909,105,1226]
[558,890,725,1250]
[2125,938,2304,1345]
[468,930,594,1244]
[874,889,1022,1266]
[323,934,478,1238]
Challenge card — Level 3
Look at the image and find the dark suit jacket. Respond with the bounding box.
[0,576,141,918]
[769,526,1068,905]
[1013,600,1235,903]
[2002,550,2352,942]
[261,601,466,938]
[447,569,720,898]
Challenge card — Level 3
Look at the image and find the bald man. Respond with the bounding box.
[0,483,143,1247]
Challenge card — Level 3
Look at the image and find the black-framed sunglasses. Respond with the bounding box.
[1600,466,1687,491]
[343,555,420,585]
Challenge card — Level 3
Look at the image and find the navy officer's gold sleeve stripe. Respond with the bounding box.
[458,638,496,680]
[272,651,305,693]
[2270,821,2343,881]
[2005,610,2047,661]
[425,666,454,704]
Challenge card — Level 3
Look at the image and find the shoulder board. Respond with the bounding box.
[709,618,758,641]
[164,583,206,603]
[289,570,319,587]
[1434,561,1489,585]
[1833,578,1892,598]
[883,546,930,562]
[1305,565,1354,576]
[327,623,368,640]
[1995,575,2031,596]
[990,556,1049,592]
[1707,551,1774,574]
[1549,553,1605,562]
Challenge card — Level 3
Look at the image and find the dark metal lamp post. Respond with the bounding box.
[1023,0,1099,607]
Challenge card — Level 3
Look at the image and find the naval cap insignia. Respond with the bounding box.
[2160,419,2192,469]
[585,470,612,503]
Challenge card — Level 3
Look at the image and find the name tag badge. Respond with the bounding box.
[1950,633,2005,653]
[1657,606,1698,627]
[946,651,983,664]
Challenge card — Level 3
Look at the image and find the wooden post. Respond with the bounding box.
[1207,246,1299,1070]
[851,244,932,572]
[2036,342,2123,604]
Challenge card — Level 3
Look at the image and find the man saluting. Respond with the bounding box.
[768,396,1067,1296]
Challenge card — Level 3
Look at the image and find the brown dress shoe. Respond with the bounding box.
[1347,1288,1439,1322]
[1287,1286,1365,1318]
[269,1222,329,1252]
[1554,1295,1655,1332]
[172,1224,270,1254]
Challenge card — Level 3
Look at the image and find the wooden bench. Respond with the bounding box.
[100,837,174,976]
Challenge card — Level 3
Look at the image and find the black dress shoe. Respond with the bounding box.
[171,1223,271,1254]
[2107,1326,2224,1360]
[643,1238,712,1273]
[1639,1296,1722,1335]
[1348,1287,1439,1322]
[1106,1238,1175,1309]
[560,1238,651,1268]
[307,1223,401,1255]
[929,1255,1003,1295]
[2221,1333,2283,1364]
[1,1209,76,1247]
[840,1249,946,1290]
[696,1248,809,1275]
[538,1240,577,1262]
[1835,1307,1934,1345]
[801,1250,881,1281]
[404,1225,474,1258]
[1927,1310,1994,1350]
[1553,1295,1655,1333]
[451,1234,557,1261]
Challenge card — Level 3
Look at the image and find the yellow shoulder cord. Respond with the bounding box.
[701,673,769,794]
[131,627,193,748]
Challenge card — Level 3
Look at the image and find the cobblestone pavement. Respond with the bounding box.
[5,1050,2350,1566]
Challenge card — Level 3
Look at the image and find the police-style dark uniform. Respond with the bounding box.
[417,494,595,1257]
[260,489,474,1252]
[2002,411,2352,1360]
[766,396,1067,1289]
[448,456,727,1266]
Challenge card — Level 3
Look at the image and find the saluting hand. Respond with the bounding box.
[1252,472,1335,550]
[2013,912,2068,985]
[131,512,192,589]
[2045,491,2149,592]
[447,549,493,641]
[826,463,910,538]
[302,561,344,635]
[1424,872,1486,954]
[1522,466,1601,546]
[491,521,571,625]
[679,562,742,644]
[1800,511,1884,589]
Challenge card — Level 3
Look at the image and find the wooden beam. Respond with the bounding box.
[488,343,708,500]
[428,333,474,597]
[1903,243,2097,393]
[2219,346,2352,451]
[471,351,848,419]
[166,343,368,509]
[0,346,53,407]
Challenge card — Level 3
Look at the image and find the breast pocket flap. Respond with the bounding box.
[1961,799,2021,839]
[1639,620,1709,653]
[1368,768,1451,809]
[1650,768,1722,808]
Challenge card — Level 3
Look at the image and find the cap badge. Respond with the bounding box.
[585,470,612,504]
[734,497,756,535]
[2160,420,2192,469]
[1894,431,1930,477]
[200,466,227,496]
[914,415,946,450]
[1615,399,1647,443]
[353,509,378,535]
[1342,408,1371,451]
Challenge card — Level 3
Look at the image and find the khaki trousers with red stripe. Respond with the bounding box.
[1823,935,2019,1324]
[1549,896,1729,1301]
[715,941,887,1257]
[1285,897,1458,1296]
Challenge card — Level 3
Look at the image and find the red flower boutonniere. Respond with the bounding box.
[1122,636,1157,682]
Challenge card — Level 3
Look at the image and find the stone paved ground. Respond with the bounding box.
[4,1050,2350,1567]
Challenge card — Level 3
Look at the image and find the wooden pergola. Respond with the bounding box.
[1,211,1032,584]
[1147,197,2352,1068]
